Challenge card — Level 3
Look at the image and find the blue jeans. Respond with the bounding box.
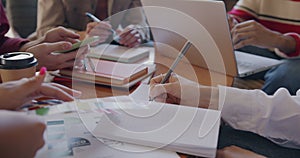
[263,59,300,95]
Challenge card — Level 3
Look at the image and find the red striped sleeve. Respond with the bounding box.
[228,9,256,21]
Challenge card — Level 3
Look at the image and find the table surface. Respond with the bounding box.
[55,47,233,99]
[53,47,234,158]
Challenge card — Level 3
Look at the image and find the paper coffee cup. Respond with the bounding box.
[0,52,38,82]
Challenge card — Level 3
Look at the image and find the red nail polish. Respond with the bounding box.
[40,67,47,75]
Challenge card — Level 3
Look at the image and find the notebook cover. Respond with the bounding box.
[88,44,150,63]
[59,59,148,85]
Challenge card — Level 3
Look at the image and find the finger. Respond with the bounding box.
[227,16,236,30]
[232,32,252,45]
[119,29,136,43]
[65,37,80,44]
[120,25,134,36]
[95,21,112,30]
[149,83,178,101]
[57,60,76,69]
[56,51,77,62]
[119,30,132,39]
[123,33,140,47]
[47,41,74,54]
[89,28,112,37]
[50,83,82,98]
[18,67,47,95]
[232,25,254,36]
[149,73,178,86]
[150,74,165,85]
[56,26,80,39]
[57,45,89,63]
[39,83,76,101]
[233,20,253,29]
[86,22,112,34]
[231,21,257,36]
[234,37,255,49]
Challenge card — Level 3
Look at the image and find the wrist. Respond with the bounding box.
[199,86,219,110]
[19,37,44,52]
[273,33,296,55]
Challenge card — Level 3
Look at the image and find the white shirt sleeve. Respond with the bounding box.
[219,86,300,149]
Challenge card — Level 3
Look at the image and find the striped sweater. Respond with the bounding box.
[228,0,300,57]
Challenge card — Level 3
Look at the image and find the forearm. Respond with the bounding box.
[19,37,45,52]
[220,86,300,149]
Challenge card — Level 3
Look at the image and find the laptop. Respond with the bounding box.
[141,0,283,77]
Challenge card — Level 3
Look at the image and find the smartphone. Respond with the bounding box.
[55,36,99,54]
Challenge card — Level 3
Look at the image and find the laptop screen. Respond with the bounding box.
[141,0,238,77]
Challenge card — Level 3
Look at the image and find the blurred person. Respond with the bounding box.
[0,67,81,157]
[150,74,300,150]
[0,1,87,71]
[36,0,150,48]
[228,0,300,95]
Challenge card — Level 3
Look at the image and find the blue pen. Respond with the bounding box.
[85,12,119,41]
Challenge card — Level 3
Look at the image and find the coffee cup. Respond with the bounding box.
[0,52,38,82]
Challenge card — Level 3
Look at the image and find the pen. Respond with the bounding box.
[160,41,192,84]
[85,12,119,41]
[83,57,88,71]
[87,57,96,73]
[150,41,192,101]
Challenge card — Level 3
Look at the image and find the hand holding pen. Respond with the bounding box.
[85,12,119,45]
[149,41,192,101]
[85,12,143,48]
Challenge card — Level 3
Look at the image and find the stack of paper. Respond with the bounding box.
[58,59,155,88]
[34,112,179,158]
[92,89,221,157]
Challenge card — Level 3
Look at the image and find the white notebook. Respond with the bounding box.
[88,44,150,63]
[93,87,221,157]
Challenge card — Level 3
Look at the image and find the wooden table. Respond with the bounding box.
[54,49,234,158]
[55,50,233,99]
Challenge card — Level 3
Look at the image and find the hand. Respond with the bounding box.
[227,14,238,31]
[150,74,219,109]
[0,110,46,158]
[149,74,201,108]
[86,21,112,46]
[118,25,143,48]
[217,146,266,158]
[42,26,80,43]
[0,67,81,110]
[231,20,282,50]
[26,41,89,70]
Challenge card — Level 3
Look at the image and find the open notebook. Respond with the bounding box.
[93,85,221,158]
[59,59,154,88]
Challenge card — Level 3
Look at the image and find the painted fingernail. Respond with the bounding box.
[39,67,47,75]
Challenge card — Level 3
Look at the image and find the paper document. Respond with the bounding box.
[92,87,221,157]
[34,111,179,158]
